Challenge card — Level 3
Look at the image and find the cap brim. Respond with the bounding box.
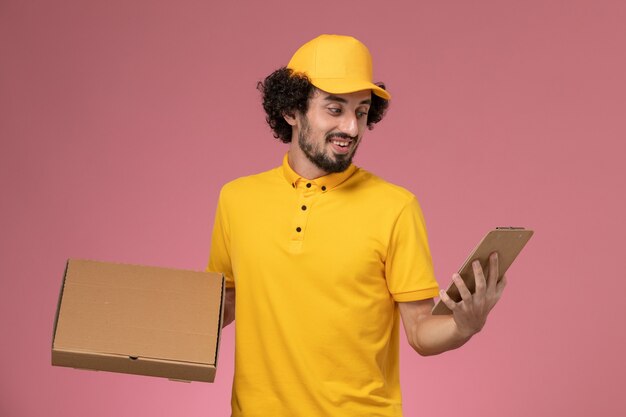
[310,78,391,100]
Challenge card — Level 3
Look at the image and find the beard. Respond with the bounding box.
[297,116,359,174]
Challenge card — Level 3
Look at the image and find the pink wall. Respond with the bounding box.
[1,0,624,416]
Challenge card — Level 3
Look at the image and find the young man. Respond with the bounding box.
[208,34,505,417]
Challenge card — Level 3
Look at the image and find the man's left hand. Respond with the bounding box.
[439,252,506,339]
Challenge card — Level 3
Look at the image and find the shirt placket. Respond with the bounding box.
[289,179,319,253]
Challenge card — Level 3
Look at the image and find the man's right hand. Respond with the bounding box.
[222,287,236,328]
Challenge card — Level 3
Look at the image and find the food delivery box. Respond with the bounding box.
[52,259,224,382]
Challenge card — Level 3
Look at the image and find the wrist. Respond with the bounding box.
[453,321,479,341]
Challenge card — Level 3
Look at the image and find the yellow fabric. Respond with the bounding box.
[208,154,439,417]
[287,34,391,100]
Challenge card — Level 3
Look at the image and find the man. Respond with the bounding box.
[208,34,505,417]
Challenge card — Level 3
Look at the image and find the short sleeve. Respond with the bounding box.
[385,196,439,302]
[207,190,235,288]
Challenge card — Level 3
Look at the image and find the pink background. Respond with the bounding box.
[1,0,625,416]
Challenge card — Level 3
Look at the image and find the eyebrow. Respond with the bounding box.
[323,94,372,105]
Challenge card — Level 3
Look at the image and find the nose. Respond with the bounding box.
[339,113,359,138]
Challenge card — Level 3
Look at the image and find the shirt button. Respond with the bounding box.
[301,205,307,211]
[296,227,302,232]
[321,186,327,191]
[306,183,311,188]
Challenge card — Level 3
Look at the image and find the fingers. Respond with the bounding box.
[473,260,486,297]
[495,274,507,299]
[453,273,473,301]
[487,252,499,291]
[442,256,505,315]
[439,289,457,311]
[440,273,474,313]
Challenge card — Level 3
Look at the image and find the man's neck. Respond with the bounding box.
[287,145,328,180]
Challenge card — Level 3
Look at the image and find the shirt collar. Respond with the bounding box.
[281,153,357,191]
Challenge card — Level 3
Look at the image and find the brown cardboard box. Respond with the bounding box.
[52,259,224,382]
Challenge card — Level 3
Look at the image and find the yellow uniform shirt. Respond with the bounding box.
[208,155,439,417]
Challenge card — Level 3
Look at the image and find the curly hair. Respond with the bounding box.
[257,67,390,143]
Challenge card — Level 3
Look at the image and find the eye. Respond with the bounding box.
[357,109,369,118]
[327,106,342,115]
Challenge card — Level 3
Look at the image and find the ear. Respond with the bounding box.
[283,111,297,126]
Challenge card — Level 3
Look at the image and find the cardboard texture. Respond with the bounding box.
[52,259,224,382]
[432,228,534,315]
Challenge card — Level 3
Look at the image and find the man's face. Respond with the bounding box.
[296,89,372,174]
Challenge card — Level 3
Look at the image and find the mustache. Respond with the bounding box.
[325,132,357,141]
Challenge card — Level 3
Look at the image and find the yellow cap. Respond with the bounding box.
[287,34,391,100]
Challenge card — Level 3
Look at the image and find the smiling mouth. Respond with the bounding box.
[329,138,352,148]
[327,136,354,156]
